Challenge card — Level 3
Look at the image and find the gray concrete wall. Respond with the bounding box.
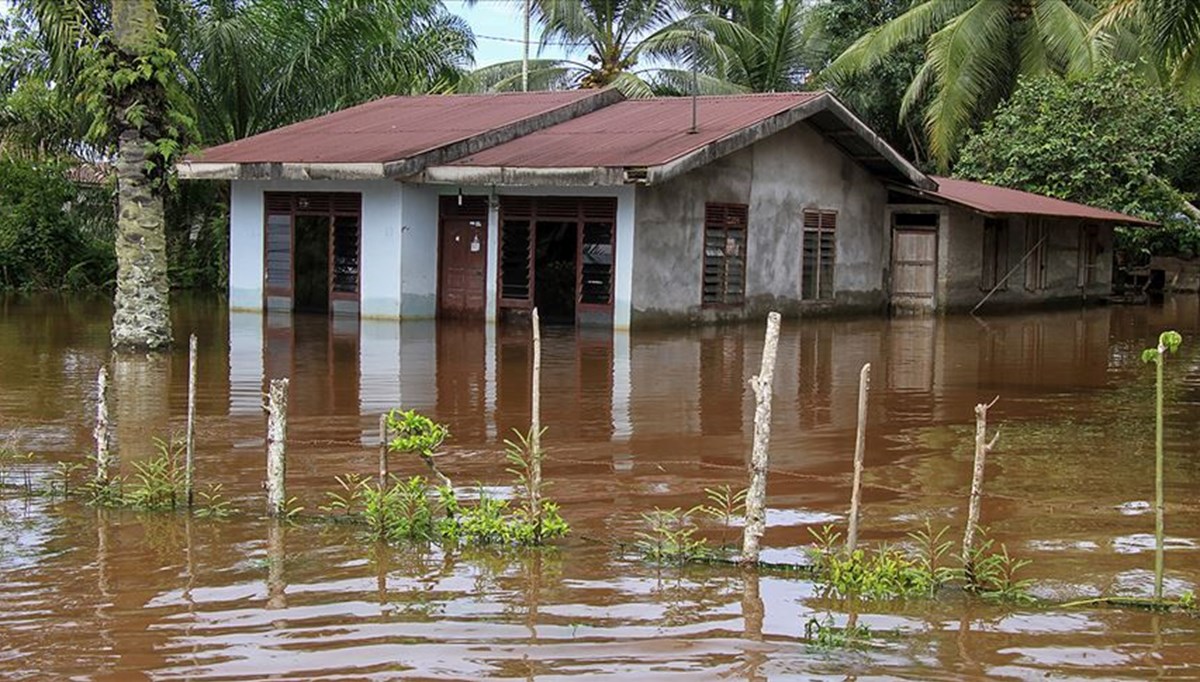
[630,122,889,326]
[938,208,1115,311]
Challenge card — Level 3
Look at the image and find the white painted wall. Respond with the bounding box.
[227,179,403,317]
[400,184,439,318]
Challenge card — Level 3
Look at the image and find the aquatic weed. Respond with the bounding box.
[804,614,872,650]
[963,529,1035,603]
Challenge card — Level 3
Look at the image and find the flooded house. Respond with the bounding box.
[179,89,1151,329]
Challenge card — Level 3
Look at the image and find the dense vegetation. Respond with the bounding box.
[2,0,1199,295]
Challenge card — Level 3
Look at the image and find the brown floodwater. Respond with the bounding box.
[1,294,1198,680]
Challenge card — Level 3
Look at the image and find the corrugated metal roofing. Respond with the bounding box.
[192,91,603,164]
[447,92,823,168]
[929,176,1156,226]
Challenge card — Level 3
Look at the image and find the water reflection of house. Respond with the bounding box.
[180,90,1153,330]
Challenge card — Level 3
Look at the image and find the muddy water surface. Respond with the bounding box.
[1,294,1198,680]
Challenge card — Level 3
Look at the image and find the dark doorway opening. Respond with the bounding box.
[294,215,330,313]
[534,221,578,323]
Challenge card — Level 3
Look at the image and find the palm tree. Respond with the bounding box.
[1093,0,1200,98]
[467,0,747,97]
[823,0,1098,170]
[684,0,817,93]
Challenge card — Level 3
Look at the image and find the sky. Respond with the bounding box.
[444,1,571,68]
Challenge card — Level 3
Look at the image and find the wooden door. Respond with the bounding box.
[439,217,487,317]
[891,229,937,312]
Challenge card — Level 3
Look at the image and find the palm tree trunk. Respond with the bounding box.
[110,0,172,351]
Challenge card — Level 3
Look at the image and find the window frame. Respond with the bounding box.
[980,217,1010,292]
[801,209,837,301]
[701,202,749,307]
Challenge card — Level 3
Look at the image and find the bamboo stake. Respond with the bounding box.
[741,312,781,564]
[185,333,197,507]
[378,413,389,489]
[847,362,871,553]
[962,396,999,580]
[530,307,542,529]
[265,378,288,517]
[93,366,113,483]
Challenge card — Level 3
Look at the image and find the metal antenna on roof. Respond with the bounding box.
[689,23,699,134]
[522,0,531,92]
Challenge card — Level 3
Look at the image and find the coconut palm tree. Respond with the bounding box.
[683,0,817,93]
[823,0,1098,170]
[1093,0,1200,98]
[466,0,747,96]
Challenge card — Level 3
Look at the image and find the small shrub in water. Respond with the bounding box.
[635,508,711,564]
[194,483,235,519]
[965,532,1035,603]
[807,523,957,600]
[387,409,449,457]
[692,485,746,549]
[124,438,186,511]
[503,428,570,544]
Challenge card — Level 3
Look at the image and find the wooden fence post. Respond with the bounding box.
[847,362,871,553]
[93,366,113,483]
[265,378,289,517]
[185,334,198,507]
[962,397,999,579]
[378,412,389,489]
[741,312,781,564]
[530,307,543,527]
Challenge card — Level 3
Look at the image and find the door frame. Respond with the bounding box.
[437,195,490,319]
[888,209,941,313]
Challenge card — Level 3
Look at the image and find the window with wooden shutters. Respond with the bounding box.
[702,203,748,306]
[981,218,1009,291]
[1024,219,1048,291]
[801,210,836,300]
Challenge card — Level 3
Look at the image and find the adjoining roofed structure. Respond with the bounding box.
[178,89,622,181]
[910,176,1156,226]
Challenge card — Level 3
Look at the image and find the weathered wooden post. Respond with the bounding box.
[185,333,198,507]
[847,362,871,553]
[265,378,289,517]
[741,312,781,564]
[378,412,389,489]
[962,397,999,579]
[530,307,543,528]
[93,366,113,483]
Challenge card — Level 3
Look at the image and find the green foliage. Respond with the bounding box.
[1142,330,1184,364]
[48,460,85,498]
[691,484,746,548]
[807,522,960,600]
[194,483,235,519]
[964,531,1035,603]
[803,613,872,650]
[956,66,1200,260]
[635,507,712,564]
[124,437,185,511]
[387,409,449,457]
[0,157,115,291]
[1182,591,1196,611]
[502,428,569,544]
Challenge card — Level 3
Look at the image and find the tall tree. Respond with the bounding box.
[467,0,746,96]
[822,0,1098,170]
[104,0,176,349]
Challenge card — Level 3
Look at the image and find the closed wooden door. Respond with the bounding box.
[264,212,293,311]
[891,229,937,312]
[439,218,487,317]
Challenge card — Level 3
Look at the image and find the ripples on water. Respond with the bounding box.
[0,294,1198,679]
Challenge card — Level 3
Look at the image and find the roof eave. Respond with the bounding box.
[892,184,1158,226]
[415,164,629,187]
[176,161,386,181]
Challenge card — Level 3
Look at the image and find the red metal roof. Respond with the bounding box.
[191,91,604,164]
[929,176,1156,226]
[447,92,823,168]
